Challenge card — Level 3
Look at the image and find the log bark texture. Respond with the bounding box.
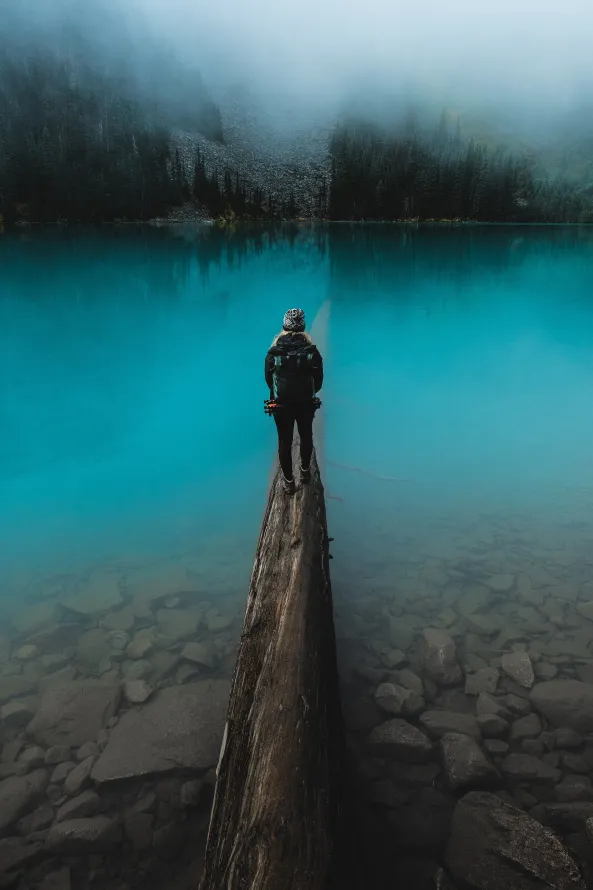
[199,441,345,890]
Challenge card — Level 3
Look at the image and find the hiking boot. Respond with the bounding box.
[300,464,311,484]
[282,475,296,495]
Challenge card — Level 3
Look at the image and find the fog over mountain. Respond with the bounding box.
[1,0,592,221]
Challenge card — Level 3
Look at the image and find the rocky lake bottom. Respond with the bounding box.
[2,491,593,889]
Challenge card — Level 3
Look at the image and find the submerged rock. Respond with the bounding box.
[45,816,122,852]
[374,682,424,716]
[123,679,153,704]
[465,668,499,696]
[446,791,586,889]
[91,681,229,782]
[28,682,121,748]
[530,680,593,733]
[368,718,433,763]
[420,710,481,740]
[501,652,534,689]
[440,733,499,791]
[59,574,123,617]
[421,629,462,687]
[0,769,49,833]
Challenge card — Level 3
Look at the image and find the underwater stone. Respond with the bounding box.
[421,629,462,687]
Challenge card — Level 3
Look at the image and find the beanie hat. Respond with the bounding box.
[282,308,305,332]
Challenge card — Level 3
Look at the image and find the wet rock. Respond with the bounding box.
[46,783,65,805]
[1,740,23,764]
[1,700,35,731]
[15,644,40,662]
[465,668,499,696]
[560,753,589,774]
[107,630,129,652]
[0,769,48,832]
[501,652,535,689]
[375,683,424,716]
[510,713,543,741]
[18,746,45,770]
[156,608,201,643]
[387,761,441,788]
[419,710,481,740]
[576,601,593,622]
[555,776,593,803]
[28,682,121,748]
[122,659,152,680]
[446,790,586,890]
[382,649,408,669]
[123,679,153,704]
[45,816,122,852]
[368,718,433,763]
[522,738,545,756]
[59,574,123,617]
[76,742,100,761]
[440,733,499,791]
[124,812,153,851]
[39,868,71,890]
[465,615,501,636]
[476,692,511,720]
[181,642,216,668]
[27,623,81,658]
[126,562,193,604]
[56,790,100,822]
[554,728,584,749]
[16,803,54,834]
[176,664,203,684]
[92,680,230,782]
[125,628,155,660]
[421,629,462,687]
[531,681,593,733]
[11,603,60,636]
[535,662,559,681]
[50,762,75,784]
[476,714,510,738]
[0,838,44,876]
[180,780,203,808]
[38,666,77,693]
[396,668,424,693]
[585,816,593,845]
[39,654,69,673]
[44,745,71,766]
[485,574,515,593]
[501,753,561,785]
[0,676,38,706]
[465,653,488,672]
[505,693,531,716]
[483,739,509,756]
[389,617,416,651]
[151,651,182,681]
[545,802,593,831]
[76,629,110,671]
[204,610,233,633]
[101,606,135,633]
[63,756,95,797]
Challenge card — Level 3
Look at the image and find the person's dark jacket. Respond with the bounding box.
[265,332,323,399]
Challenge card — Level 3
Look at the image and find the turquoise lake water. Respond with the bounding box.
[2,222,593,624]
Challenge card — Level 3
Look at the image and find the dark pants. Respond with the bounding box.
[273,402,314,480]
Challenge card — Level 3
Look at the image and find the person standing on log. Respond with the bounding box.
[265,308,324,495]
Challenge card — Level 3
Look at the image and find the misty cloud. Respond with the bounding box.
[129,0,593,112]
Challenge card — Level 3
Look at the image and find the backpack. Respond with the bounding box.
[271,344,316,402]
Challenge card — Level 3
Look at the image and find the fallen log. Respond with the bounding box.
[199,442,347,890]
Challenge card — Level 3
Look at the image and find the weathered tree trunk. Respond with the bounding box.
[199,441,346,890]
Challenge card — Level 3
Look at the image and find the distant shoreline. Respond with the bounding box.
[3,217,593,230]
